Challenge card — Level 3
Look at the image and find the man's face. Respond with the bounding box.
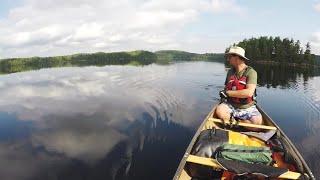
[227,54,238,66]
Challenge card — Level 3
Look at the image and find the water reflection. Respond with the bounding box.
[0,62,319,179]
[0,63,223,180]
[257,75,320,178]
[295,77,320,177]
[253,63,320,89]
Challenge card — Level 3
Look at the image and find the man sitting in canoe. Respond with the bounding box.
[215,46,263,127]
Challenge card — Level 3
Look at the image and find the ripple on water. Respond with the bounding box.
[0,62,319,179]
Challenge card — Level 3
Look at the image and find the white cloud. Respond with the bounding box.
[310,31,320,54]
[311,31,320,43]
[211,0,246,15]
[72,23,105,41]
[314,2,320,12]
[0,0,246,58]
[0,63,224,178]
[2,24,66,48]
[0,65,199,127]
[308,76,320,103]
[0,0,198,58]
[32,127,127,163]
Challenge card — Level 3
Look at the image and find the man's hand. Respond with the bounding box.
[225,84,256,98]
[219,90,228,99]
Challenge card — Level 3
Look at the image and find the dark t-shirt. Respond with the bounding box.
[224,66,257,108]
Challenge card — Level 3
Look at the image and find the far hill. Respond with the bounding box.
[0,50,225,74]
[155,50,224,63]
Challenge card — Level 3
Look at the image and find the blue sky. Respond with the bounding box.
[0,0,20,17]
[0,0,319,58]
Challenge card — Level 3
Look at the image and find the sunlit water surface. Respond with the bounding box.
[0,62,319,179]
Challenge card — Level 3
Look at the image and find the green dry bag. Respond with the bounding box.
[216,143,273,165]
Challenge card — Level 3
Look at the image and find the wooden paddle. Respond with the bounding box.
[208,118,277,130]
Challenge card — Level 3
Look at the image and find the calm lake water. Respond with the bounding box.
[0,61,319,179]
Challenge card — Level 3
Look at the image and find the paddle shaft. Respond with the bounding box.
[208,118,277,130]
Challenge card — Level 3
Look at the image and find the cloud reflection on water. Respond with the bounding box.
[0,65,198,123]
[0,62,223,179]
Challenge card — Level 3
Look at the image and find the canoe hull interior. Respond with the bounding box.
[173,105,315,180]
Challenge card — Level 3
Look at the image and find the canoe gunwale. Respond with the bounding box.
[257,106,315,180]
[173,104,315,180]
[173,105,217,180]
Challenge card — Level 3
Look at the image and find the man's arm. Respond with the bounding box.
[226,84,256,98]
[226,68,257,98]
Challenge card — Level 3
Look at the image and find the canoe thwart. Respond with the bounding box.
[186,154,220,169]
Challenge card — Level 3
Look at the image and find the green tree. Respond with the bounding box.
[228,36,316,66]
[304,42,315,65]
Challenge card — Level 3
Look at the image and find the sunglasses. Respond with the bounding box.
[225,54,237,60]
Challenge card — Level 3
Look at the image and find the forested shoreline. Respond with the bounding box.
[0,50,224,74]
[228,36,319,67]
[0,36,319,74]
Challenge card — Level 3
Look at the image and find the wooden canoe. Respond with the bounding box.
[173,104,315,180]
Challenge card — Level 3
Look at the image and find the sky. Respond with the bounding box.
[0,0,320,58]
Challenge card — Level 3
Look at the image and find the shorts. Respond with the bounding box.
[222,102,261,121]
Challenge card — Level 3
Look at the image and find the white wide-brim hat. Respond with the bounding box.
[225,46,249,61]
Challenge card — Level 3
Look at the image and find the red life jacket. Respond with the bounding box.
[225,67,255,105]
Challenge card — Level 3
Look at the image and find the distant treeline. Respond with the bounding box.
[0,51,157,73]
[0,50,224,74]
[227,36,317,66]
[1,41,319,74]
[155,50,224,63]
